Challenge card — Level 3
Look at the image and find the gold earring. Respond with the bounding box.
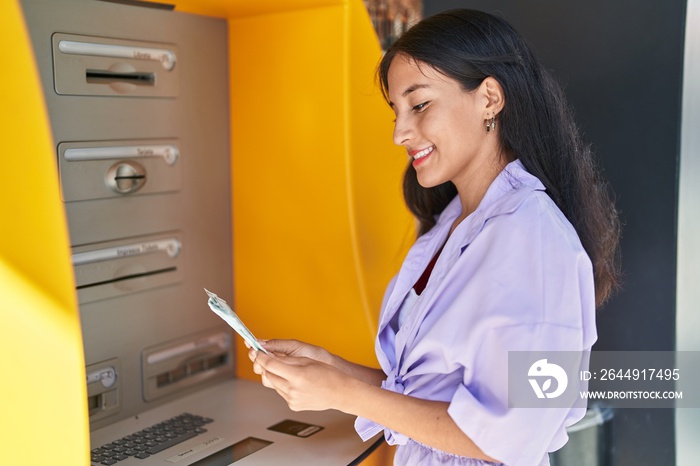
[485,116,496,133]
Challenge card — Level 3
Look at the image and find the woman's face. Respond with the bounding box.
[387,54,496,190]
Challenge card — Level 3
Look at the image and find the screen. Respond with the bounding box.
[189,437,273,466]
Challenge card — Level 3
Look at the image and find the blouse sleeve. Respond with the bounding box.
[448,324,587,465]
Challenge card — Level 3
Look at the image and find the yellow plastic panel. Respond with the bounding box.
[0,260,88,465]
[175,0,342,19]
[229,5,368,371]
[346,0,416,334]
[228,2,411,382]
[0,1,88,465]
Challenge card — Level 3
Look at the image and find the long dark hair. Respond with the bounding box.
[378,9,621,307]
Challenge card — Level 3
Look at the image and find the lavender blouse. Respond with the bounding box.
[355,160,597,466]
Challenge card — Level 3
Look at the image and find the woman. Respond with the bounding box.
[249,9,620,466]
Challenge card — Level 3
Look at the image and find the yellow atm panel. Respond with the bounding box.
[0,1,89,465]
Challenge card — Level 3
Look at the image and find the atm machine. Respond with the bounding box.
[4,0,412,465]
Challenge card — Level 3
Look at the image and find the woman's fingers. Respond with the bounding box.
[249,347,346,411]
[260,370,284,391]
[254,353,308,390]
[259,339,304,356]
[250,350,289,379]
[260,366,289,391]
[247,345,293,398]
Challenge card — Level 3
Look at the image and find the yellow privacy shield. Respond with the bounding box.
[0,1,88,465]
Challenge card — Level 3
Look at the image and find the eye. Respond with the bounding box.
[413,101,430,112]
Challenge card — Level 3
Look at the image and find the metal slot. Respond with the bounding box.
[86,69,155,85]
[72,233,184,304]
[59,140,181,202]
[76,266,177,290]
[105,160,147,194]
[86,359,121,422]
[154,352,229,388]
[52,33,179,97]
[142,330,233,401]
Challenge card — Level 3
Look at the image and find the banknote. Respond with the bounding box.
[205,288,269,354]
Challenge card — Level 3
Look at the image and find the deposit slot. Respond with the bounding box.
[71,233,184,304]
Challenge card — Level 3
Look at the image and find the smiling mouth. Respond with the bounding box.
[411,146,434,160]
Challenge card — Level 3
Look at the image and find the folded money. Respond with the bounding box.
[205,288,269,354]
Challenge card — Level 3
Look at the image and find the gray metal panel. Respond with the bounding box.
[72,231,184,303]
[141,329,233,402]
[676,0,700,463]
[20,0,234,431]
[58,139,182,202]
[52,32,179,97]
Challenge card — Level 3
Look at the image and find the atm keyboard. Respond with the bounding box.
[90,413,213,465]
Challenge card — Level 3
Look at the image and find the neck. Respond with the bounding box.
[450,155,507,234]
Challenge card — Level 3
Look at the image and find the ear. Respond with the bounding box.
[479,76,505,118]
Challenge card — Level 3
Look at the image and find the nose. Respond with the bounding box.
[392,114,412,147]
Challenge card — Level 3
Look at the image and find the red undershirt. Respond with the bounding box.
[413,245,444,295]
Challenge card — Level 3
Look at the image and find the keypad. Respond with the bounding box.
[91,413,213,465]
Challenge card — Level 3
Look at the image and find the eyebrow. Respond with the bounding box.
[402,83,431,97]
[389,83,431,108]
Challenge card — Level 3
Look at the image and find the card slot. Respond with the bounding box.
[86,69,155,85]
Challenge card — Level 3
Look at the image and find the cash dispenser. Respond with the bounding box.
[4,0,411,465]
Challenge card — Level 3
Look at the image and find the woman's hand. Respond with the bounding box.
[248,338,387,390]
[250,349,357,412]
[251,339,334,366]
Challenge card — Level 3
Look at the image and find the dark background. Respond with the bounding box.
[423,1,686,464]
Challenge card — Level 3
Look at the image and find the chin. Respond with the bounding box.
[416,175,444,189]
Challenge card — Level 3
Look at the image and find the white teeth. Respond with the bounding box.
[413,146,434,159]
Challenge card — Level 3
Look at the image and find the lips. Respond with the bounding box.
[410,145,434,166]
